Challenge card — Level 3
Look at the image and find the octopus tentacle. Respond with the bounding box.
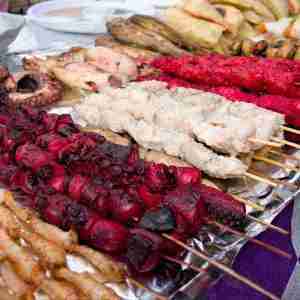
[8,72,63,107]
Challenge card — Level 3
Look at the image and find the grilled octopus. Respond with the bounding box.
[5,71,63,107]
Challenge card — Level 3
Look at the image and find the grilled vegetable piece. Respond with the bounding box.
[182,0,227,28]
[214,4,244,36]
[129,15,185,47]
[107,17,187,56]
[163,8,225,49]
[261,0,289,19]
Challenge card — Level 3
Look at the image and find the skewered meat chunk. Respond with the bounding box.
[151,55,300,99]
[0,98,252,274]
[76,81,284,178]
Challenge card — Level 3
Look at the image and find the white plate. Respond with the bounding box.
[26,0,156,34]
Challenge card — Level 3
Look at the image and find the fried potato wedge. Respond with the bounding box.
[261,0,289,19]
[3,192,78,249]
[164,7,225,48]
[0,228,44,285]
[55,268,120,300]
[68,245,126,283]
[182,0,227,28]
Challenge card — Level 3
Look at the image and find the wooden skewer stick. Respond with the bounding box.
[268,149,297,161]
[207,220,292,259]
[162,234,280,300]
[233,195,265,211]
[245,172,278,187]
[128,278,168,300]
[281,126,300,135]
[163,255,207,274]
[247,215,289,236]
[272,137,300,150]
[249,138,282,148]
[254,155,299,172]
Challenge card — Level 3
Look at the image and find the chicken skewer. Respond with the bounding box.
[75,81,285,181]
[84,127,289,235]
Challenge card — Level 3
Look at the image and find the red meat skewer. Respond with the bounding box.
[151,55,300,99]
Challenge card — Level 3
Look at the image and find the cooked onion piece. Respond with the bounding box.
[55,268,120,300]
[0,228,44,285]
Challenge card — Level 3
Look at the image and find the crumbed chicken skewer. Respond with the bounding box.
[77,81,284,156]
[76,82,284,179]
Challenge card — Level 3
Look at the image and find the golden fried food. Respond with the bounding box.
[68,245,126,283]
[0,228,44,285]
[163,7,225,49]
[3,192,78,249]
[107,17,188,56]
[0,260,30,297]
[55,268,120,300]
[0,205,66,267]
[39,278,79,300]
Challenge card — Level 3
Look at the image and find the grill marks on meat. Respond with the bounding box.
[76,81,284,178]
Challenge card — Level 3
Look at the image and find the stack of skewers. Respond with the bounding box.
[0,78,297,300]
[2,29,300,298]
